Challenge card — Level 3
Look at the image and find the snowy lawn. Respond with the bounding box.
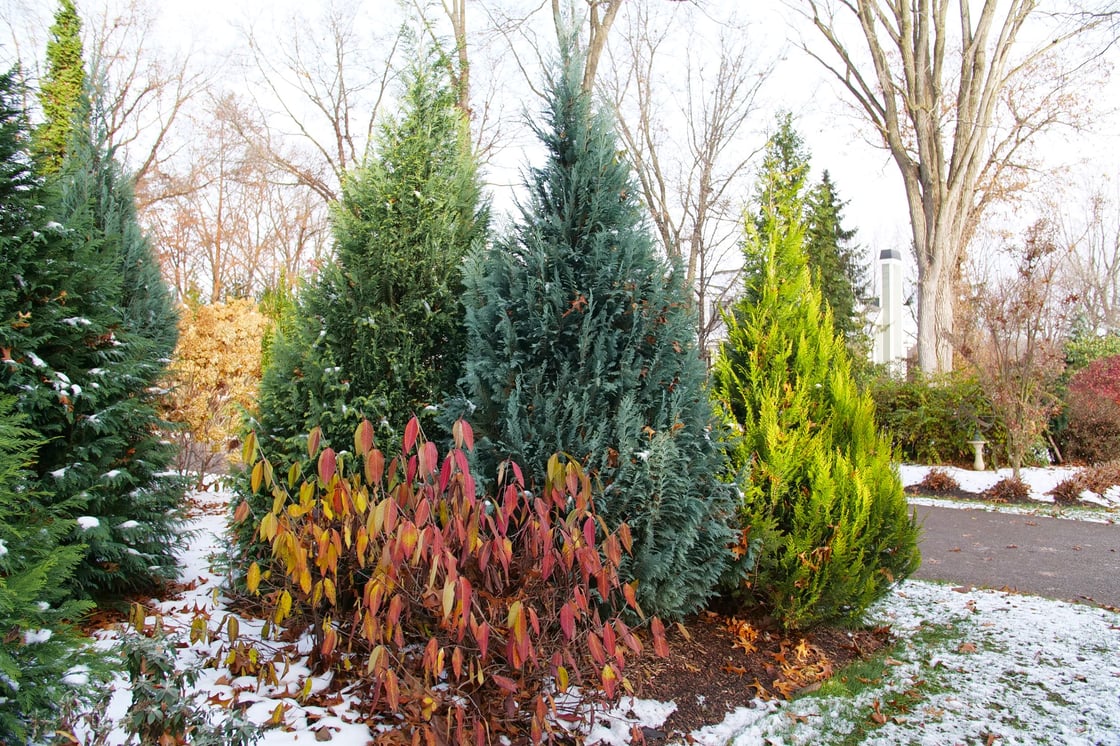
[71,477,1120,745]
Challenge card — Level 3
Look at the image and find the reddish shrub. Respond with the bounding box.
[982,477,1031,504]
[234,417,665,744]
[916,468,961,495]
[1049,460,1120,505]
[1064,355,1120,464]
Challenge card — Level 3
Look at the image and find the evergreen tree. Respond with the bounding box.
[1,63,184,598]
[242,54,486,543]
[747,115,867,349]
[35,0,84,174]
[0,396,103,744]
[804,170,866,348]
[712,180,919,630]
[457,46,735,621]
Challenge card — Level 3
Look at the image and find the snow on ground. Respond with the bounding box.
[900,464,1120,522]
[75,481,1120,745]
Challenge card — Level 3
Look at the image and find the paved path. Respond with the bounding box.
[913,505,1120,608]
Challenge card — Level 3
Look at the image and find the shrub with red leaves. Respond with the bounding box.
[234,417,666,744]
[1064,354,1120,464]
[982,477,1031,503]
[1049,460,1120,505]
[916,468,961,495]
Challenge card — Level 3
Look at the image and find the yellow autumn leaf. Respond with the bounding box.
[247,562,261,595]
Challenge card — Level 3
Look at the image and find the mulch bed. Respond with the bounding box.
[625,611,892,742]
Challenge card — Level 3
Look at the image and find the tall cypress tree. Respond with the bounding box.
[35,0,84,174]
[241,54,486,545]
[457,46,734,621]
[0,71,103,739]
[712,169,919,630]
[2,54,184,598]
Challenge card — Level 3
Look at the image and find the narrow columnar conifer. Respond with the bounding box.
[712,179,919,630]
[35,0,84,174]
[456,44,735,621]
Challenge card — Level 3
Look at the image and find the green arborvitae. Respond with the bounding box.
[712,179,919,630]
[804,170,866,349]
[2,67,185,599]
[0,395,104,744]
[239,55,486,551]
[35,0,84,174]
[456,46,735,621]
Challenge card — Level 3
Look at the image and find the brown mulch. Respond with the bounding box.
[625,611,892,742]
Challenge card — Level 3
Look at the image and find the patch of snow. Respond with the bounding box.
[61,317,92,327]
[0,539,6,557]
[76,516,100,530]
[116,520,140,529]
[23,628,52,644]
[103,470,122,480]
[50,467,67,479]
[62,666,91,687]
[26,351,46,368]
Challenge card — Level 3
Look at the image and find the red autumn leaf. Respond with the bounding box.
[623,582,642,615]
[366,449,384,485]
[587,631,606,666]
[439,455,453,492]
[618,523,633,553]
[651,617,669,658]
[452,646,463,679]
[232,500,250,524]
[384,669,400,711]
[318,447,337,484]
[491,674,519,693]
[404,416,420,454]
[583,516,596,548]
[476,621,491,660]
[355,419,374,456]
[453,419,475,451]
[419,441,439,477]
[560,603,576,641]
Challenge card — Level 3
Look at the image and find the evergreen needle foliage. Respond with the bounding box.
[456,45,734,621]
[712,192,919,630]
[241,53,486,552]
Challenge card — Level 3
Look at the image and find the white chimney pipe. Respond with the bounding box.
[874,248,904,370]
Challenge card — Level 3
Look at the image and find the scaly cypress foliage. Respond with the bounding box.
[0,396,103,744]
[35,0,84,174]
[712,182,920,630]
[2,64,184,598]
[457,46,734,621]
[239,55,485,553]
[49,88,184,597]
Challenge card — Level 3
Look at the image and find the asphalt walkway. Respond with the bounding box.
[912,504,1120,608]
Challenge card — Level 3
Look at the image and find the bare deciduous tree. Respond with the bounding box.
[1055,178,1120,332]
[796,0,1109,374]
[960,221,1072,477]
[605,3,770,352]
[87,0,206,195]
[241,0,404,203]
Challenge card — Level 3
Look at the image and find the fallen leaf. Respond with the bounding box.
[315,726,333,741]
[958,642,977,654]
[870,700,887,725]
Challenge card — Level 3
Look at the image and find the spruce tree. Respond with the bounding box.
[712,175,919,630]
[457,47,734,621]
[35,0,84,174]
[804,170,866,349]
[1,63,184,598]
[0,396,103,744]
[241,55,485,546]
